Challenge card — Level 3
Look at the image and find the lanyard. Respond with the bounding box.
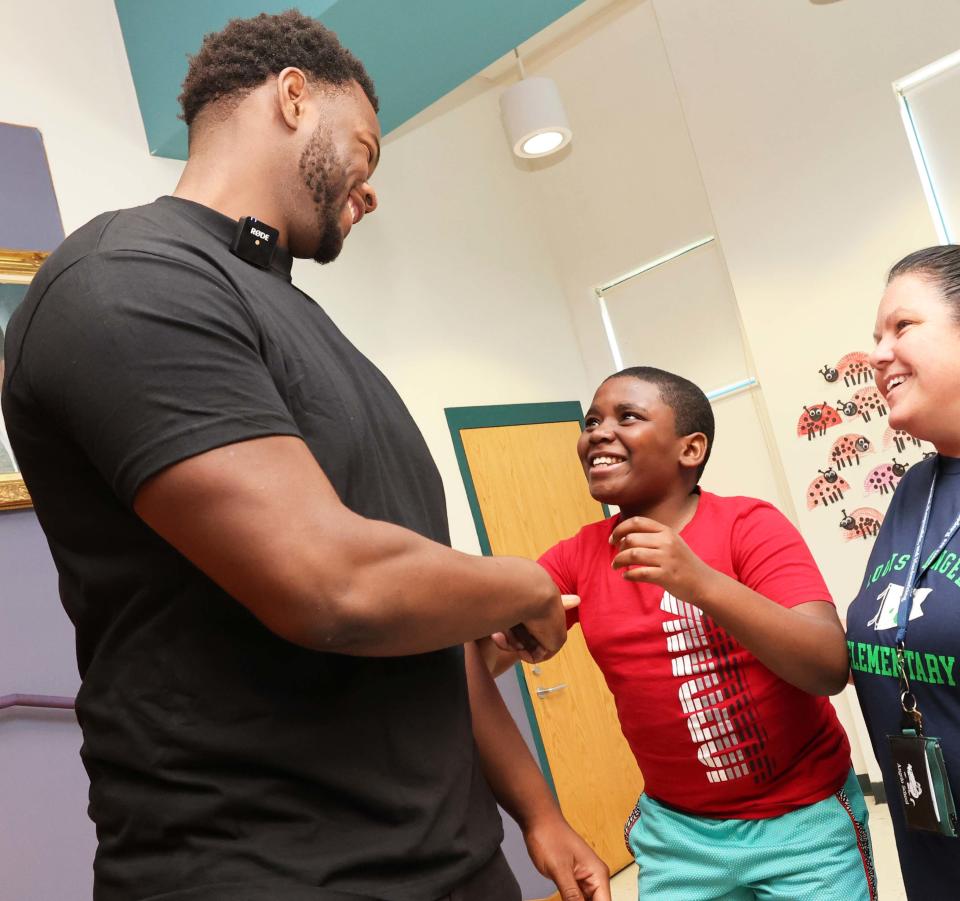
[894,460,960,732]
[896,462,960,647]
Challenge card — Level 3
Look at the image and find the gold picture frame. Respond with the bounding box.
[1,247,49,510]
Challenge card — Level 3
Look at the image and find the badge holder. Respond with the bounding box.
[886,645,958,837]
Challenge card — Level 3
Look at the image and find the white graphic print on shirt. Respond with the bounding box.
[661,591,773,785]
[867,583,933,631]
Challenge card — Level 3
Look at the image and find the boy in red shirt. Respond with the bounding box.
[494,367,876,900]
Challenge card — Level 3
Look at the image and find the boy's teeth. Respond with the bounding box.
[592,456,622,467]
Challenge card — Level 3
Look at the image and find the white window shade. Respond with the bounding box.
[601,241,751,389]
[596,240,787,508]
[898,55,960,241]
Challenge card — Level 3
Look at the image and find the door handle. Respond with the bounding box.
[536,683,567,698]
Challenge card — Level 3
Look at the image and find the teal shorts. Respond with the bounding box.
[625,769,877,901]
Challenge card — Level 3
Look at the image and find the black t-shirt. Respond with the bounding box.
[847,454,960,900]
[2,196,502,901]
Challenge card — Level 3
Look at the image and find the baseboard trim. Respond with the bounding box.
[857,772,887,805]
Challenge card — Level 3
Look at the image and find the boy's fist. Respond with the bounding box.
[609,516,714,601]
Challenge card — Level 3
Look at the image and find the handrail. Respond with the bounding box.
[0,693,75,711]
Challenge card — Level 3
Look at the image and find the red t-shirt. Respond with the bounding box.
[538,491,850,819]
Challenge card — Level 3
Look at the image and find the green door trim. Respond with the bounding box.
[445,401,606,799]
[445,402,584,556]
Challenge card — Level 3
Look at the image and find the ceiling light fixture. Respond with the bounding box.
[499,49,572,159]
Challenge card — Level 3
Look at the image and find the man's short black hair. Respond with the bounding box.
[607,366,715,481]
[178,9,379,129]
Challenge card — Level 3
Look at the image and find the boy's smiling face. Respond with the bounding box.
[577,377,697,512]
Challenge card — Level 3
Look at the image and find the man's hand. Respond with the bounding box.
[524,815,611,901]
[609,516,715,601]
[491,595,580,664]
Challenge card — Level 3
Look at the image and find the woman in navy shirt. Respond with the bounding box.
[848,245,960,898]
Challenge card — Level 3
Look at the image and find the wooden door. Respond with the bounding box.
[449,406,643,875]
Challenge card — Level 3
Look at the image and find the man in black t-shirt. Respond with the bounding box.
[1,12,609,901]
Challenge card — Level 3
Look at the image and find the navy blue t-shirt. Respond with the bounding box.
[847,454,960,899]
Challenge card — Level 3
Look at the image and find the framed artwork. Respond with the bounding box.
[0,249,48,509]
[0,121,64,511]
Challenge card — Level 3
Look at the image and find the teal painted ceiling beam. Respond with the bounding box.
[114,0,584,161]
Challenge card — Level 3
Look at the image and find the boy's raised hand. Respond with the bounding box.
[609,517,715,601]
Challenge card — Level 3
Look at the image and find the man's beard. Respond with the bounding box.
[299,124,348,265]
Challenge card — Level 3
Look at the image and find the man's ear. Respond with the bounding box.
[276,67,310,130]
[678,432,708,473]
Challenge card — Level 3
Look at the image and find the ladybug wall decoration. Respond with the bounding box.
[837,388,887,424]
[797,402,842,440]
[818,352,873,387]
[828,433,874,470]
[882,426,922,454]
[839,507,884,541]
[807,468,851,509]
[864,459,909,496]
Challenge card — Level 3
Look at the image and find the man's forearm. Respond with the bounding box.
[282,517,560,655]
[134,435,562,657]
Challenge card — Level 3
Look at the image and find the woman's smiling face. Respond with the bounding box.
[870,272,960,455]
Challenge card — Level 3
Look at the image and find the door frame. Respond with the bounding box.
[445,401,610,796]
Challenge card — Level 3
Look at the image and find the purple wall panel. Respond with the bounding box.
[0,123,65,251]
[1,120,91,900]
[0,509,95,899]
[495,669,558,900]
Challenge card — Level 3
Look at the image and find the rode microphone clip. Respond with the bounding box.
[230,217,279,269]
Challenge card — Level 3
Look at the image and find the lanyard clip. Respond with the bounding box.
[897,641,924,734]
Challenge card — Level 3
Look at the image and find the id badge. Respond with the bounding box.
[887,730,959,837]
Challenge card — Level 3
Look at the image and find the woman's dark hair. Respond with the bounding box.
[178,9,378,129]
[606,366,715,481]
[888,245,960,322]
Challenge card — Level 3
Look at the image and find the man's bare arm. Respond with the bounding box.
[134,435,565,656]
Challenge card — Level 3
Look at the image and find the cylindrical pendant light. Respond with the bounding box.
[499,50,572,159]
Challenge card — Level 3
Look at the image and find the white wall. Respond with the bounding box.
[653,0,960,608]
[0,1,183,234]
[505,0,796,516]
[511,0,718,390]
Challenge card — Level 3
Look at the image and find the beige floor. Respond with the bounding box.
[608,797,906,900]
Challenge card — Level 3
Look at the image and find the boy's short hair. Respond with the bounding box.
[607,366,715,481]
